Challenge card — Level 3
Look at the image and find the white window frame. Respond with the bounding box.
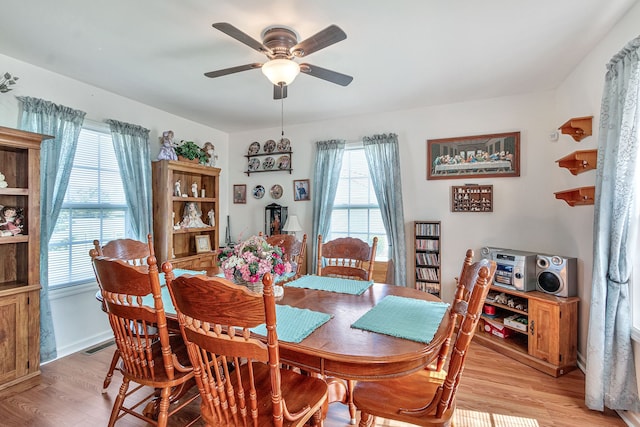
[48,121,129,289]
[328,143,388,260]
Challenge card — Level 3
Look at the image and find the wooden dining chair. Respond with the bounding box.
[266,233,307,278]
[315,235,377,423]
[316,235,378,281]
[92,240,199,427]
[165,268,328,426]
[89,237,152,392]
[352,249,497,427]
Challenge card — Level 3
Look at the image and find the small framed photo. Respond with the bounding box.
[195,235,212,253]
[293,179,310,201]
[233,184,246,204]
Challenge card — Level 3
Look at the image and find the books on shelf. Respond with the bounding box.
[415,222,440,236]
[416,252,439,266]
[415,239,439,251]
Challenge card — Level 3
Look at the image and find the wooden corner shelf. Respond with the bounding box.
[554,186,595,206]
[558,116,593,142]
[556,149,597,175]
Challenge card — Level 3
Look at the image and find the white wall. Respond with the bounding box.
[0,53,230,358]
[1,0,638,363]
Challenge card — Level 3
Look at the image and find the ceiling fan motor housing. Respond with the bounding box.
[262,27,298,58]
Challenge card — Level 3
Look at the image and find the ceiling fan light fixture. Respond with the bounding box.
[262,58,300,86]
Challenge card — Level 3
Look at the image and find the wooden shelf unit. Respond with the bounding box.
[152,160,220,270]
[558,116,593,142]
[451,184,493,212]
[413,221,441,296]
[474,285,579,377]
[556,149,597,175]
[0,126,52,391]
[554,186,595,206]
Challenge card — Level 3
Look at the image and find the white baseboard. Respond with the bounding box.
[44,331,114,363]
[619,410,640,426]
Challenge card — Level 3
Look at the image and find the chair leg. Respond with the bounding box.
[102,348,120,393]
[108,378,130,427]
[347,380,356,425]
[358,412,375,427]
[156,386,172,427]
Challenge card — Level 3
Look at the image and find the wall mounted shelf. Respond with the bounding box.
[558,116,593,142]
[554,186,595,206]
[556,149,597,175]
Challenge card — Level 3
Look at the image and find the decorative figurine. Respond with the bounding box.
[0,205,24,236]
[157,130,178,161]
[191,182,198,198]
[203,141,218,167]
[174,180,181,197]
[207,209,215,227]
[0,172,7,188]
[180,202,207,228]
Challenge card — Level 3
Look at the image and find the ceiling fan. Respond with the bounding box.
[204,22,353,99]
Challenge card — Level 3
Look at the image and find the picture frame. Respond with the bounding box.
[293,179,310,201]
[233,184,246,204]
[195,235,212,253]
[427,131,520,180]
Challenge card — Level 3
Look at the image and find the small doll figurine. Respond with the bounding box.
[174,180,181,197]
[207,209,215,227]
[191,182,198,198]
[0,205,24,236]
[180,202,207,228]
[203,142,218,167]
[157,130,178,161]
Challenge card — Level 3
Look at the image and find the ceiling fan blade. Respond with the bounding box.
[212,22,270,55]
[299,63,353,86]
[204,63,262,78]
[291,25,347,57]
[273,84,288,100]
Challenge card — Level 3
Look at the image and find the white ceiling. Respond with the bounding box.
[0,0,636,133]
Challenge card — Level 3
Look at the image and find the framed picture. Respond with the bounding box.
[293,179,310,201]
[233,184,246,204]
[427,131,520,180]
[195,235,212,253]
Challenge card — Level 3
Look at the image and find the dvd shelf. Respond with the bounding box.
[414,221,441,296]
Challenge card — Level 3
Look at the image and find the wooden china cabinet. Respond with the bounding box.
[152,160,220,269]
[0,126,52,391]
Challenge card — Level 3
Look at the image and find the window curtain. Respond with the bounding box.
[311,139,345,273]
[363,133,406,286]
[105,119,152,242]
[585,35,640,412]
[17,96,86,363]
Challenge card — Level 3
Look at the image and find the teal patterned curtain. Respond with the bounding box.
[585,35,640,412]
[363,133,406,286]
[105,119,152,241]
[311,140,345,273]
[17,96,86,362]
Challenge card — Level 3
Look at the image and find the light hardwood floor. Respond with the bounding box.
[0,341,625,427]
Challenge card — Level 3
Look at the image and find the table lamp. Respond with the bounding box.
[282,214,302,238]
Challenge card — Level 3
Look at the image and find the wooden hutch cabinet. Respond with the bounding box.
[152,160,220,269]
[0,126,51,391]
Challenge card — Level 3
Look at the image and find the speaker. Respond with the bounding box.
[535,254,577,297]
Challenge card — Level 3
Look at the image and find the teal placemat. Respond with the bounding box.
[251,305,332,343]
[159,268,207,286]
[286,275,372,295]
[351,295,449,343]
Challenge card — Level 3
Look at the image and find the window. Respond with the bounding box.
[48,125,128,288]
[328,145,388,260]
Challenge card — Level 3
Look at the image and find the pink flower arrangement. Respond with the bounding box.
[218,235,292,284]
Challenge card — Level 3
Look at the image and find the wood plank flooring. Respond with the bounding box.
[0,341,625,426]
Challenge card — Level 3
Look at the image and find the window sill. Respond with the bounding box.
[49,280,98,301]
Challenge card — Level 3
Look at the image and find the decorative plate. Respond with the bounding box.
[264,139,276,153]
[270,184,283,199]
[277,155,290,170]
[253,185,265,199]
[262,156,275,170]
[277,138,291,152]
[248,158,260,171]
[248,141,260,155]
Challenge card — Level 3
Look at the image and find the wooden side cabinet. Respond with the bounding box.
[0,126,51,391]
[152,160,221,269]
[474,285,579,377]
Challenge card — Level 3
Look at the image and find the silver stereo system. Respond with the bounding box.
[480,247,538,292]
[535,254,577,297]
[481,247,577,297]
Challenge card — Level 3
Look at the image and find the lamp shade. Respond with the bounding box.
[282,215,302,233]
[261,59,300,86]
